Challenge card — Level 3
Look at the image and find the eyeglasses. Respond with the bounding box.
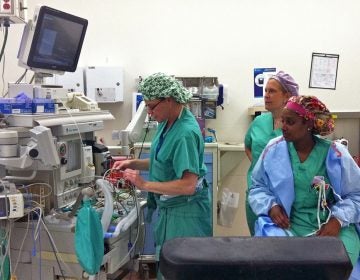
[145,99,165,111]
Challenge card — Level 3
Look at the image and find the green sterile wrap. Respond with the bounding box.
[0,228,10,280]
[74,199,104,275]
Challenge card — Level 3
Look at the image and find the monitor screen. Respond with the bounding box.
[18,5,88,74]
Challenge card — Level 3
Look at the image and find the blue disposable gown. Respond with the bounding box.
[249,136,360,265]
[244,112,282,235]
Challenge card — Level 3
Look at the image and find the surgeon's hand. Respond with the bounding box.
[123,168,146,189]
[113,159,132,170]
[316,217,341,237]
[269,205,290,229]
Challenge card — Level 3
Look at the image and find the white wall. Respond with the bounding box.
[2,0,360,145]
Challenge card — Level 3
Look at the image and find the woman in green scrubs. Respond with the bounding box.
[288,138,360,265]
[244,71,299,235]
[113,73,212,279]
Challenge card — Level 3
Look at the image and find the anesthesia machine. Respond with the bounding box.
[0,3,147,280]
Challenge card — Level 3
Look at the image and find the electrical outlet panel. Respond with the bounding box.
[0,0,27,24]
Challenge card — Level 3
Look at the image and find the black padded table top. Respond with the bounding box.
[160,236,352,280]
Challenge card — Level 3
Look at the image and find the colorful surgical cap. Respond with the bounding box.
[285,95,335,136]
[270,71,299,96]
[138,73,192,104]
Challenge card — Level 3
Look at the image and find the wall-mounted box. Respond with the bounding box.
[85,66,124,103]
[8,83,34,98]
[43,67,85,93]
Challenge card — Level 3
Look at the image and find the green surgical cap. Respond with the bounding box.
[138,73,192,104]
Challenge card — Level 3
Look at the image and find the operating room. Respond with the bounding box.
[0,0,359,279]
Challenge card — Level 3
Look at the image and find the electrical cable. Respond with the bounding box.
[0,26,8,63]
[58,98,84,145]
[40,217,77,277]
[12,205,74,279]
[42,221,66,280]
[29,73,35,84]
[0,25,8,97]
[7,220,13,276]
[38,212,42,280]
[13,210,32,275]
[137,119,151,159]
[1,53,5,97]
[15,69,28,84]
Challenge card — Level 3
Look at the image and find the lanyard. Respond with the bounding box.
[155,127,167,161]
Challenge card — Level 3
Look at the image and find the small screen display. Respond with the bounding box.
[0,197,10,217]
[27,6,88,72]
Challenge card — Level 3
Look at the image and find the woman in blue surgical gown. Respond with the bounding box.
[248,95,360,266]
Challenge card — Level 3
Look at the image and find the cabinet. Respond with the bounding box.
[134,142,218,256]
[215,143,249,237]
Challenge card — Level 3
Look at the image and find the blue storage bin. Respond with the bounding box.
[11,100,32,114]
[32,98,55,113]
[0,98,12,114]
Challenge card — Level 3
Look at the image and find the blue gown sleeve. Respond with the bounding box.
[248,137,295,217]
[248,149,277,216]
[327,142,360,228]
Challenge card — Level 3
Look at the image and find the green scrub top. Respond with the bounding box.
[288,137,360,265]
[148,107,212,263]
[245,113,282,189]
[150,107,207,181]
[288,137,333,236]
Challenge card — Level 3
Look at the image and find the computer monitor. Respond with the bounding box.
[17,5,88,75]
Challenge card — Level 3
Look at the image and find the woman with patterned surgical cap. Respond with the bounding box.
[248,95,360,266]
[245,71,299,235]
[113,73,212,279]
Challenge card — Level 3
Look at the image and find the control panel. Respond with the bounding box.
[0,190,24,219]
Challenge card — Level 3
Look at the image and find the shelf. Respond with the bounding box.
[331,111,360,119]
[248,106,360,119]
[218,142,245,151]
[6,110,114,127]
[217,142,246,185]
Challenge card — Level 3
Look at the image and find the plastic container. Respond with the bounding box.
[32,98,55,113]
[202,86,219,100]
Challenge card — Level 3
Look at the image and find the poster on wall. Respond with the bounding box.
[309,53,339,90]
[253,67,276,99]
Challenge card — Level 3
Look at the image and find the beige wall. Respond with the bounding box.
[1,0,359,238]
[2,0,360,150]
